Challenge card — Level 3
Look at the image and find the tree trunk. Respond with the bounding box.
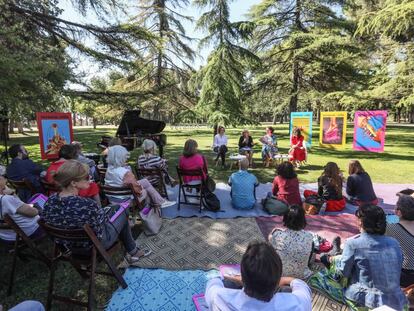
[93,118,97,129]
[397,107,402,123]
[8,120,14,133]
[213,124,218,138]
[272,112,278,124]
[289,0,302,114]
[410,106,414,123]
[73,112,77,126]
[17,121,24,134]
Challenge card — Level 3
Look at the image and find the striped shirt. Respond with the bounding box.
[386,223,414,270]
[137,154,166,185]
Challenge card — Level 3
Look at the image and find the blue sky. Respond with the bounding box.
[59,0,259,86]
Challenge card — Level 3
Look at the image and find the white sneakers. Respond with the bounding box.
[125,249,152,264]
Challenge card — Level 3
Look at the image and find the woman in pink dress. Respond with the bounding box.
[289,128,306,167]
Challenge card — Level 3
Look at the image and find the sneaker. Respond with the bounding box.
[161,200,176,208]
[125,249,152,264]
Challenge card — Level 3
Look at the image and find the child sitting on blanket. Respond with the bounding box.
[204,241,312,311]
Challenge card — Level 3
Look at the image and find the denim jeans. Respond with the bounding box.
[100,211,136,253]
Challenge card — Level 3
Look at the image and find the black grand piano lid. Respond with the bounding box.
[116,110,166,136]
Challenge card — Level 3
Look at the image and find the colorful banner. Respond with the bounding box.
[36,112,73,160]
[353,110,387,152]
[290,112,313,146]
[319,111,347,148]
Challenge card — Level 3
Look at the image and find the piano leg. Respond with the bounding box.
[159,145,164,158]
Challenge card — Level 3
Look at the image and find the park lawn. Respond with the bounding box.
[0,123,413,310]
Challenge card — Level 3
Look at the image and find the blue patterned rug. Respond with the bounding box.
[107,268,218,311]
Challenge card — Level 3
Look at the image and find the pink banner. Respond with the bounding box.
[353,110,387,152]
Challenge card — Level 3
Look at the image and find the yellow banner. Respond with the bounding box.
[319,111,347,148]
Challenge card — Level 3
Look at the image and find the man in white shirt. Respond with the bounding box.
[0,175,41,242]
[205,242,312,311]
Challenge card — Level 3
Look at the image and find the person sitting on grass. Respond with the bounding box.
[269,162,302,210]
[6,144,45,201]
[105,145,175,208]
[309,205,408,311]
[304,162,346,212]
[0,175,43,243]
[178,139,207,185]
[137,139,175,187]
[205,241,312,311]
[346,160,377,206]
[386,195,414,287]
[45,144,101,207]
[228,158,259,210]
[41,160,152,264]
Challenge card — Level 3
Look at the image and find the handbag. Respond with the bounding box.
[303,195,325,215]
[139,205,162,236]
[262,196,289,215]
[202,156,216,192]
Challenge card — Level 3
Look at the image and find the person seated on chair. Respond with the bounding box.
[304,162,345,212]
[228,158,259,210]
[309,205,408,311]
[238,129,255,167]
[260,126,278,168]
[0,175,43,243]
[6,144,45,200]
[45,144,101,207]
[178,139,207,185]
[288,128,306,168]
[269,162,302,210]
[137,139,175,187]
[386,195,414,287]
[205,241,312,311]
[346,160,377,206]
[105,145,175,208]
[41,160,151,264]
[71,141,99,181]
[213,126,228,168]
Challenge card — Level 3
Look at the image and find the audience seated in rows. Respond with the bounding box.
[41,160,151,263]
[310,205,408,310]
[238,130,254,167]
[304,162,345,212]
[205,241,312,311]
[270,162,302,209]
[260,127,278,167]
[45,144,101,206]
[346,160,377,206]
[178,139,207,185]
[105,145,175,208]
[0,175,42,243]
[268,205,314,279]
[289,128,306,168]
[6,144,44,201]
[213,126,228,168]
[137,139,175,186]
[228,158,258,209]
[386,195,414,287]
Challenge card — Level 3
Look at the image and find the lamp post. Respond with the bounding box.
[0,109,9,165]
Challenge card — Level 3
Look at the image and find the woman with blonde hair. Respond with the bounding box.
[42,160,152,263]
[178,139,207,184]
[137,139,175,186]
[105,145,175,208]
[346,160,377,206]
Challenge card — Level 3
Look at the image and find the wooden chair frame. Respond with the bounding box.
[135,167,169,199]
[1,214,51,296]
[7,178,37,201]
[97,165,107,185]
[38,220,128,311]
[176,166,205,213]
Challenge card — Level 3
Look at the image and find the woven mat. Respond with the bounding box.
[120,218,265,270]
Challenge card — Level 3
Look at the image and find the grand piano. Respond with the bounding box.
[113,110,167,157]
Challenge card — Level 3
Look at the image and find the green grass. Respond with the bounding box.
[0,122,413,310]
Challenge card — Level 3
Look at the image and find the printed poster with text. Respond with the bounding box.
[319,111,347,148]
[353,110,387,152]
[36,112,73,160]
[290,112,313,146]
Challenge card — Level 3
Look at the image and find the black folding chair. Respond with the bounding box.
[176,166,205,213]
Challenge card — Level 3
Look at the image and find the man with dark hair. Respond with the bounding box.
[205,241,312,310]
[6,144,45,200]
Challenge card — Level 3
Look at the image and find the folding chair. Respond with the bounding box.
[97,165,107,185]
[176,166,205,213]
[7,178,37,202]
[38,219,128,311]
[135,167,169,199]
[1,214,50,296]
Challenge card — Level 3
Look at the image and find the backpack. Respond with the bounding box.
[202,190,220,212]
